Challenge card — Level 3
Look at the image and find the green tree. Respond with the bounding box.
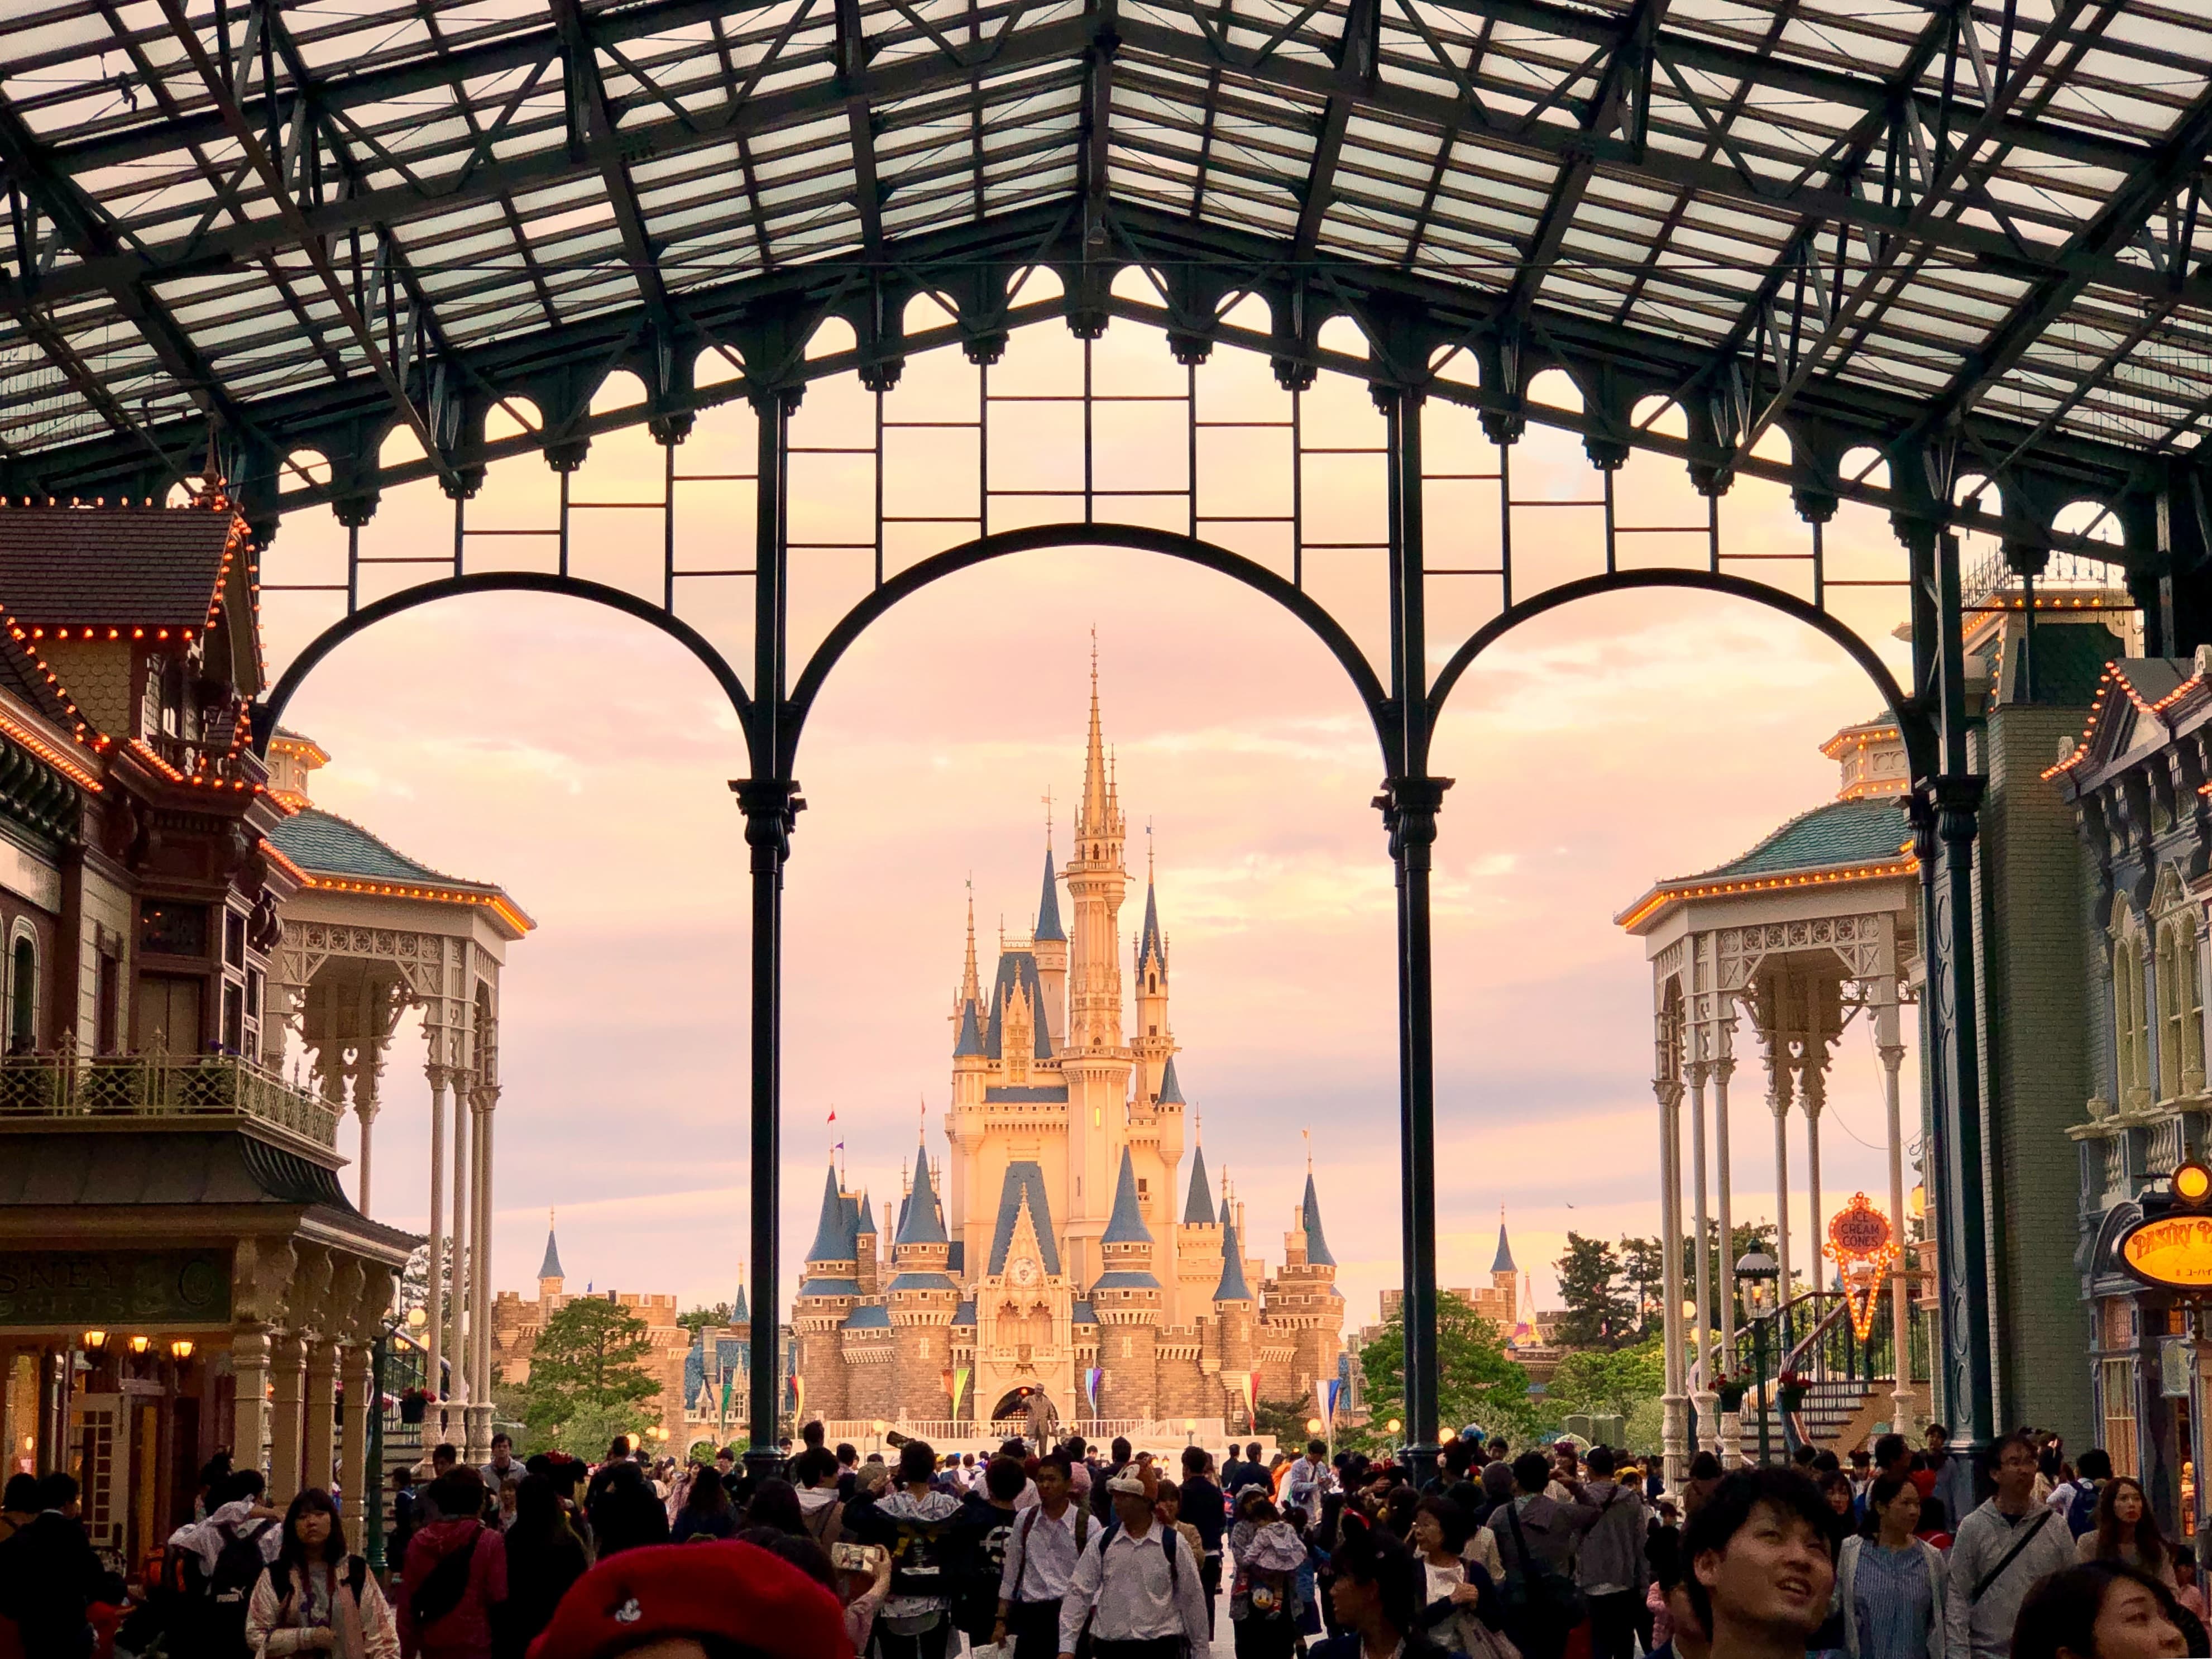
[1553,1234,1634,1349]
[1618,1236,1664,1334]
[1544,1337,1665,1421]
[676,1303,733,1333]
[1354,1290,1536,1449]
[518,1295,663,1456]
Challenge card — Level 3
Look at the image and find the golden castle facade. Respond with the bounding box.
[792,670,1346,1429]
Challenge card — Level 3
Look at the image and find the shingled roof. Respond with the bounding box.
[0,503,243,627]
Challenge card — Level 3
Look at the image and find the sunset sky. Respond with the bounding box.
[259,311,1942,1332]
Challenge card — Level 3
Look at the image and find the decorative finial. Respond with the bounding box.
[1146,817,1154,879]
[1304,1128,1312,1172]
[1043,786,1054,847]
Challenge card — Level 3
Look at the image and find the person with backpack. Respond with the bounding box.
[1092,1437,1136,1524]
[2056,1450,2115,1540]
[244,1486,398,1657]
[1056,1467,1210,1658]
[166,1468,285,1657]
[792,1446,845,1551]
[1943,1433,2077,1659]
[395,1469,506,1659]
[1229,1489,1309,1657]
[1486,1450,1602,1659]
[859,1439,963,1658]
[952,1455,1026,1649]
[995,1452,1091,1659]
[495,1476,587,1659]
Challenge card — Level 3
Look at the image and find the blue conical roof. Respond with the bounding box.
[1138,878,1166,973]
[1157,1055,1185,1105]
[1182,1144,1215,1225]
[731,1284,750,1324]
[1301,1172,1335,1268]
[896,1144,948,1246]
[1491,1218,1516,1274]
[855,1191,876,1237]
[1036,847,1065,943]
[1102,1146,1152,1243]
[954,998,985,1056]
[806,1162,857,1264]
[538,1225,565,1281]
[1214,1219,1253,1302]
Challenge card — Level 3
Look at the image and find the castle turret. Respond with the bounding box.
[1491,1212,1519,1331]
[1174,1131,1222,1325]
[888,1140,959,1418]
[537,1211,565,1303]
[1134,865,1175,1106]
[1061,652,1133,1287]
[795,1161,861,1422]
[1213,1216,1255,1430]
[855,1191,880,1298]
[1094,1147,1161,1418]
[1034,842,1067,1050]
[1265,1170,1343,1405]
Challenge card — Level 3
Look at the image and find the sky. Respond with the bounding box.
[257,308,1949,1334]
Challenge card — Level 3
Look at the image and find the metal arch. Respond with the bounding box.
[1422,568,1934,781]
[254,571,754,755]
[777,523,1399,777]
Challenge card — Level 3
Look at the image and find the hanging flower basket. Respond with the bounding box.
[1775,1371,1808,1413]
[1713,1376,1749,1412]
[399,1388,430,1424]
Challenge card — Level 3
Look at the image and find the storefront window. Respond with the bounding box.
[2104,1356,2141,1478]
[138,902,207,958]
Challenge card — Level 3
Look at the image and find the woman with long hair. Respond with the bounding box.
[1311,1521,1461,1657]
[740,1475,806,1537]
[671,1466,738,1542]
[2081,1478,2179,1587]
[496,1474,588,1659]
[2013,1561,2191,1659]
[243,1488,399,1659]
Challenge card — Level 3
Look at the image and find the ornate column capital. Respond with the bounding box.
[731,777,807,867]
[232,1236,296,1330]
[1372,776,1454,869]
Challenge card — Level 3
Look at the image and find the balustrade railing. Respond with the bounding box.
[0,1049,340,1147]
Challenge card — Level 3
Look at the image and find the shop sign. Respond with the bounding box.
[0,1250,231,1327]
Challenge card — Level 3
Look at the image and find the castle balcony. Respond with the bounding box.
[0,1048,339,1150]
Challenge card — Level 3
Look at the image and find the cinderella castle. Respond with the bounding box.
[792,666,1346,1431]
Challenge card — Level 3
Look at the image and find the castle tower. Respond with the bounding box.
[1034,842,1067,1050]
[949,891,989,1247]
[888,1140,959,1418]
[1133,864,1175,1106]
[537,1212,565,1304]
[1491,1212,1519,1331]
[1213,1216,1256,1432]
[1094,1147,1161,1419]
[1061,652,1133,1287]
[794,1161,861,1422]
[855,1192,880,1298]
[1265,1170,1343,1404]
[1174,1131,1222,1326]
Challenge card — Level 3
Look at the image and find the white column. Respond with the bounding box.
[1658,1073,1687,1490]
[355,1097,379,1218]
[1689,1038,1716,1452]
[449,1074,471,1421]
[467,1088,497,1462]
[424,1065,447,1412]
[1715,1015,1741,1465]
[1878,979,1915,1435]
[1803,1071,1826,1298]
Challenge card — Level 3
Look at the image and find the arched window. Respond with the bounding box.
[2114,904,2153,1111]
[2157,908,2206,1101]
[9,934,34,1052]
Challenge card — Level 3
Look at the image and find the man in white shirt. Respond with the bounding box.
[997,1455,1091,1658]
[1056,1469,1210,1659]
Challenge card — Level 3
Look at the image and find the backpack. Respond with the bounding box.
[2066,1481,2101,1539]
[1495,1503,1588,1646]
[266,1556,372,1609]
[408,1529,483,1632]
[1073,1523,1180,1656]
[167,1518,273,1657]
[885,1507,958,1605]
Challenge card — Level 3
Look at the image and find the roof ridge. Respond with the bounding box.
[280,805,494,890]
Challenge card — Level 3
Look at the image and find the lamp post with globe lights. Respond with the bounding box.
[1736,1250,1779,1465]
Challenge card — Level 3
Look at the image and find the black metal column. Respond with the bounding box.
[1900,509,1995,1452]
[1376,383,1449,1481]
[733,387,802,1480]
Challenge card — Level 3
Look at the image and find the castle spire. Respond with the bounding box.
[538,1210,564,1282]
[960,879,981,1006]
[1214,1217,1253,1302]
[1102,1147,1153,1244]
[1182,1141,1216,1225]
[1301,1170,1335,1269]
[805,1160,858,1266]
[1080,632,1113,836]
[1491,1207,1517,1274]
[896,1138,948,1247]
[1036,843,1065,943]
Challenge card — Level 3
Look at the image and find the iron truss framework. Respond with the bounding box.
[5,0,2211,1474]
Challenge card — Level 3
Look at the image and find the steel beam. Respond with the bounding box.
[1290,0,1381,259]
[549,0,679,330]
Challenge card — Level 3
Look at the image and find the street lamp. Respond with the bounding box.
[1736,1250,1779,1465]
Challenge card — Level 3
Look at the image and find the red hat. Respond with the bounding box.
[526,1540,852,1659]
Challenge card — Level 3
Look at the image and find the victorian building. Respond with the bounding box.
[793,671,1345,1434]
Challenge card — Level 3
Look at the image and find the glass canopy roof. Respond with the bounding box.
[2,0,2208,505]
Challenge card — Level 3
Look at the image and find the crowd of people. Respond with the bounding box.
[0,1419,2202,1659]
